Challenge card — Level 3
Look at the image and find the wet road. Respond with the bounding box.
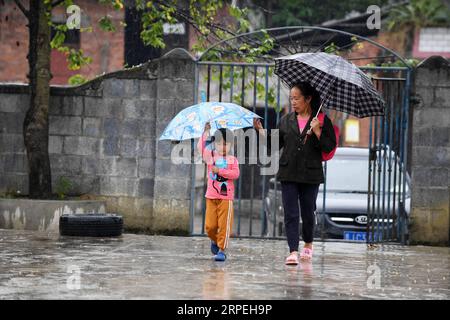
[0,229,448,299]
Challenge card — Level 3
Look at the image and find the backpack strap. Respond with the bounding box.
[317,112,325,126]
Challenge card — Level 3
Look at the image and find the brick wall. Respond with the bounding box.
[0,1,29,84]
[0,0,124,85]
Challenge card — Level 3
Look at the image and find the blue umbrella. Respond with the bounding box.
[159,102,262,141]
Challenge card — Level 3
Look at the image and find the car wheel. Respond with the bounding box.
[59,213,123,237]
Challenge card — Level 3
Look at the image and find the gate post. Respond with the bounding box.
[410,56,450,246]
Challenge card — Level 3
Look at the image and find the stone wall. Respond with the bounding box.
[0,48,195,234]
[410,56,450,246]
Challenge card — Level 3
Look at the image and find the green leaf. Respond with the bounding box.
[56,46,70,54]
[99,15,116,32]
[80,27,93,33]
[64,0,75,7]
[55,177,73,199]
[50,31,66,49]
[67,49,92,70]
[324,42,339,54]
[68,74,88,85]
[112,0,124,10]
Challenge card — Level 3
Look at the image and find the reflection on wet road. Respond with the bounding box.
[0,229,448,299]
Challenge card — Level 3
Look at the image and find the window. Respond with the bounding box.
[51,22,80,48]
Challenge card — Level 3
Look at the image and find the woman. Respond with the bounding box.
[254,81,336,265]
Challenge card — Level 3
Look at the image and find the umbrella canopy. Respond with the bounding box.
[274,52,385,118]
[159,102,261,141]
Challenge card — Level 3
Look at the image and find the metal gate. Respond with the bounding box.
[189,26,412,244]
[366,67,412,244]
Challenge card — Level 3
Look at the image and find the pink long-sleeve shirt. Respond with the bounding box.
[197,133,240,200]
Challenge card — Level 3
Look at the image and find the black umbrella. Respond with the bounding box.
[274,52,385,118]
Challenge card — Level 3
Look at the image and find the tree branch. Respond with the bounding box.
[51,0,66,8]
[149,0,283,59]
[14,0,29,18]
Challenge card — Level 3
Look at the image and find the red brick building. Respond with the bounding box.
[0,0,210,85]
[0,1,30,84]
[0,0,235,85]
[0,0,125,85]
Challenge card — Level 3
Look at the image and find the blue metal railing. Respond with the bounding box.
[190,61,411,244]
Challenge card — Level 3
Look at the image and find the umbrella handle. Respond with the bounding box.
[306,72,337,135]
[307,102,324,135]
[204,117,213,138]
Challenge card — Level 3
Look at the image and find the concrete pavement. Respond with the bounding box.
[0,229,448,299]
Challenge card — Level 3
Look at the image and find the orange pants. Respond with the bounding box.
[205,198,234,251]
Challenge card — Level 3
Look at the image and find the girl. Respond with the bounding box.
[198,123,240,262]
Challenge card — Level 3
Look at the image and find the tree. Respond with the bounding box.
[5,0,264,199]
[387,0,450,56]
[12,0,54,198]
[251,0,389,27]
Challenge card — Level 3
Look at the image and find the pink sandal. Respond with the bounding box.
[300,247,313,260]
[285,252,299,265]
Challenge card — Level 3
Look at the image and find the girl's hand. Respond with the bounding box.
[211,166,220,174]
[254,118,266,136]
[253,118,263,131]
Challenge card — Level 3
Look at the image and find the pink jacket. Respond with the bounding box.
[197,133,240,200]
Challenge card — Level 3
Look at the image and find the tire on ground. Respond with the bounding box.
[59,213,123,237]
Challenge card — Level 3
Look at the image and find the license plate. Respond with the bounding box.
[344,231,382,241]
[344,231,366,241]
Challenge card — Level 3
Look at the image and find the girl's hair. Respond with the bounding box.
[213,128,234,145]
[291,82,322,115]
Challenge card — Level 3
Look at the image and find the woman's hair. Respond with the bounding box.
[291,81,322,115]
[213,128,234,145]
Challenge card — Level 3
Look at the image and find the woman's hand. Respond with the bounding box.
[211,166,220,174]
[310,117,321,139]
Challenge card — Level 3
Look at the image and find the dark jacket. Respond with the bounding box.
[276,112,336,184]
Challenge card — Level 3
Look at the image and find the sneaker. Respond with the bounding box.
[214,251,227,262]
[300,247,313,260]
[285,251,299,265]
[210,241,219,255]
